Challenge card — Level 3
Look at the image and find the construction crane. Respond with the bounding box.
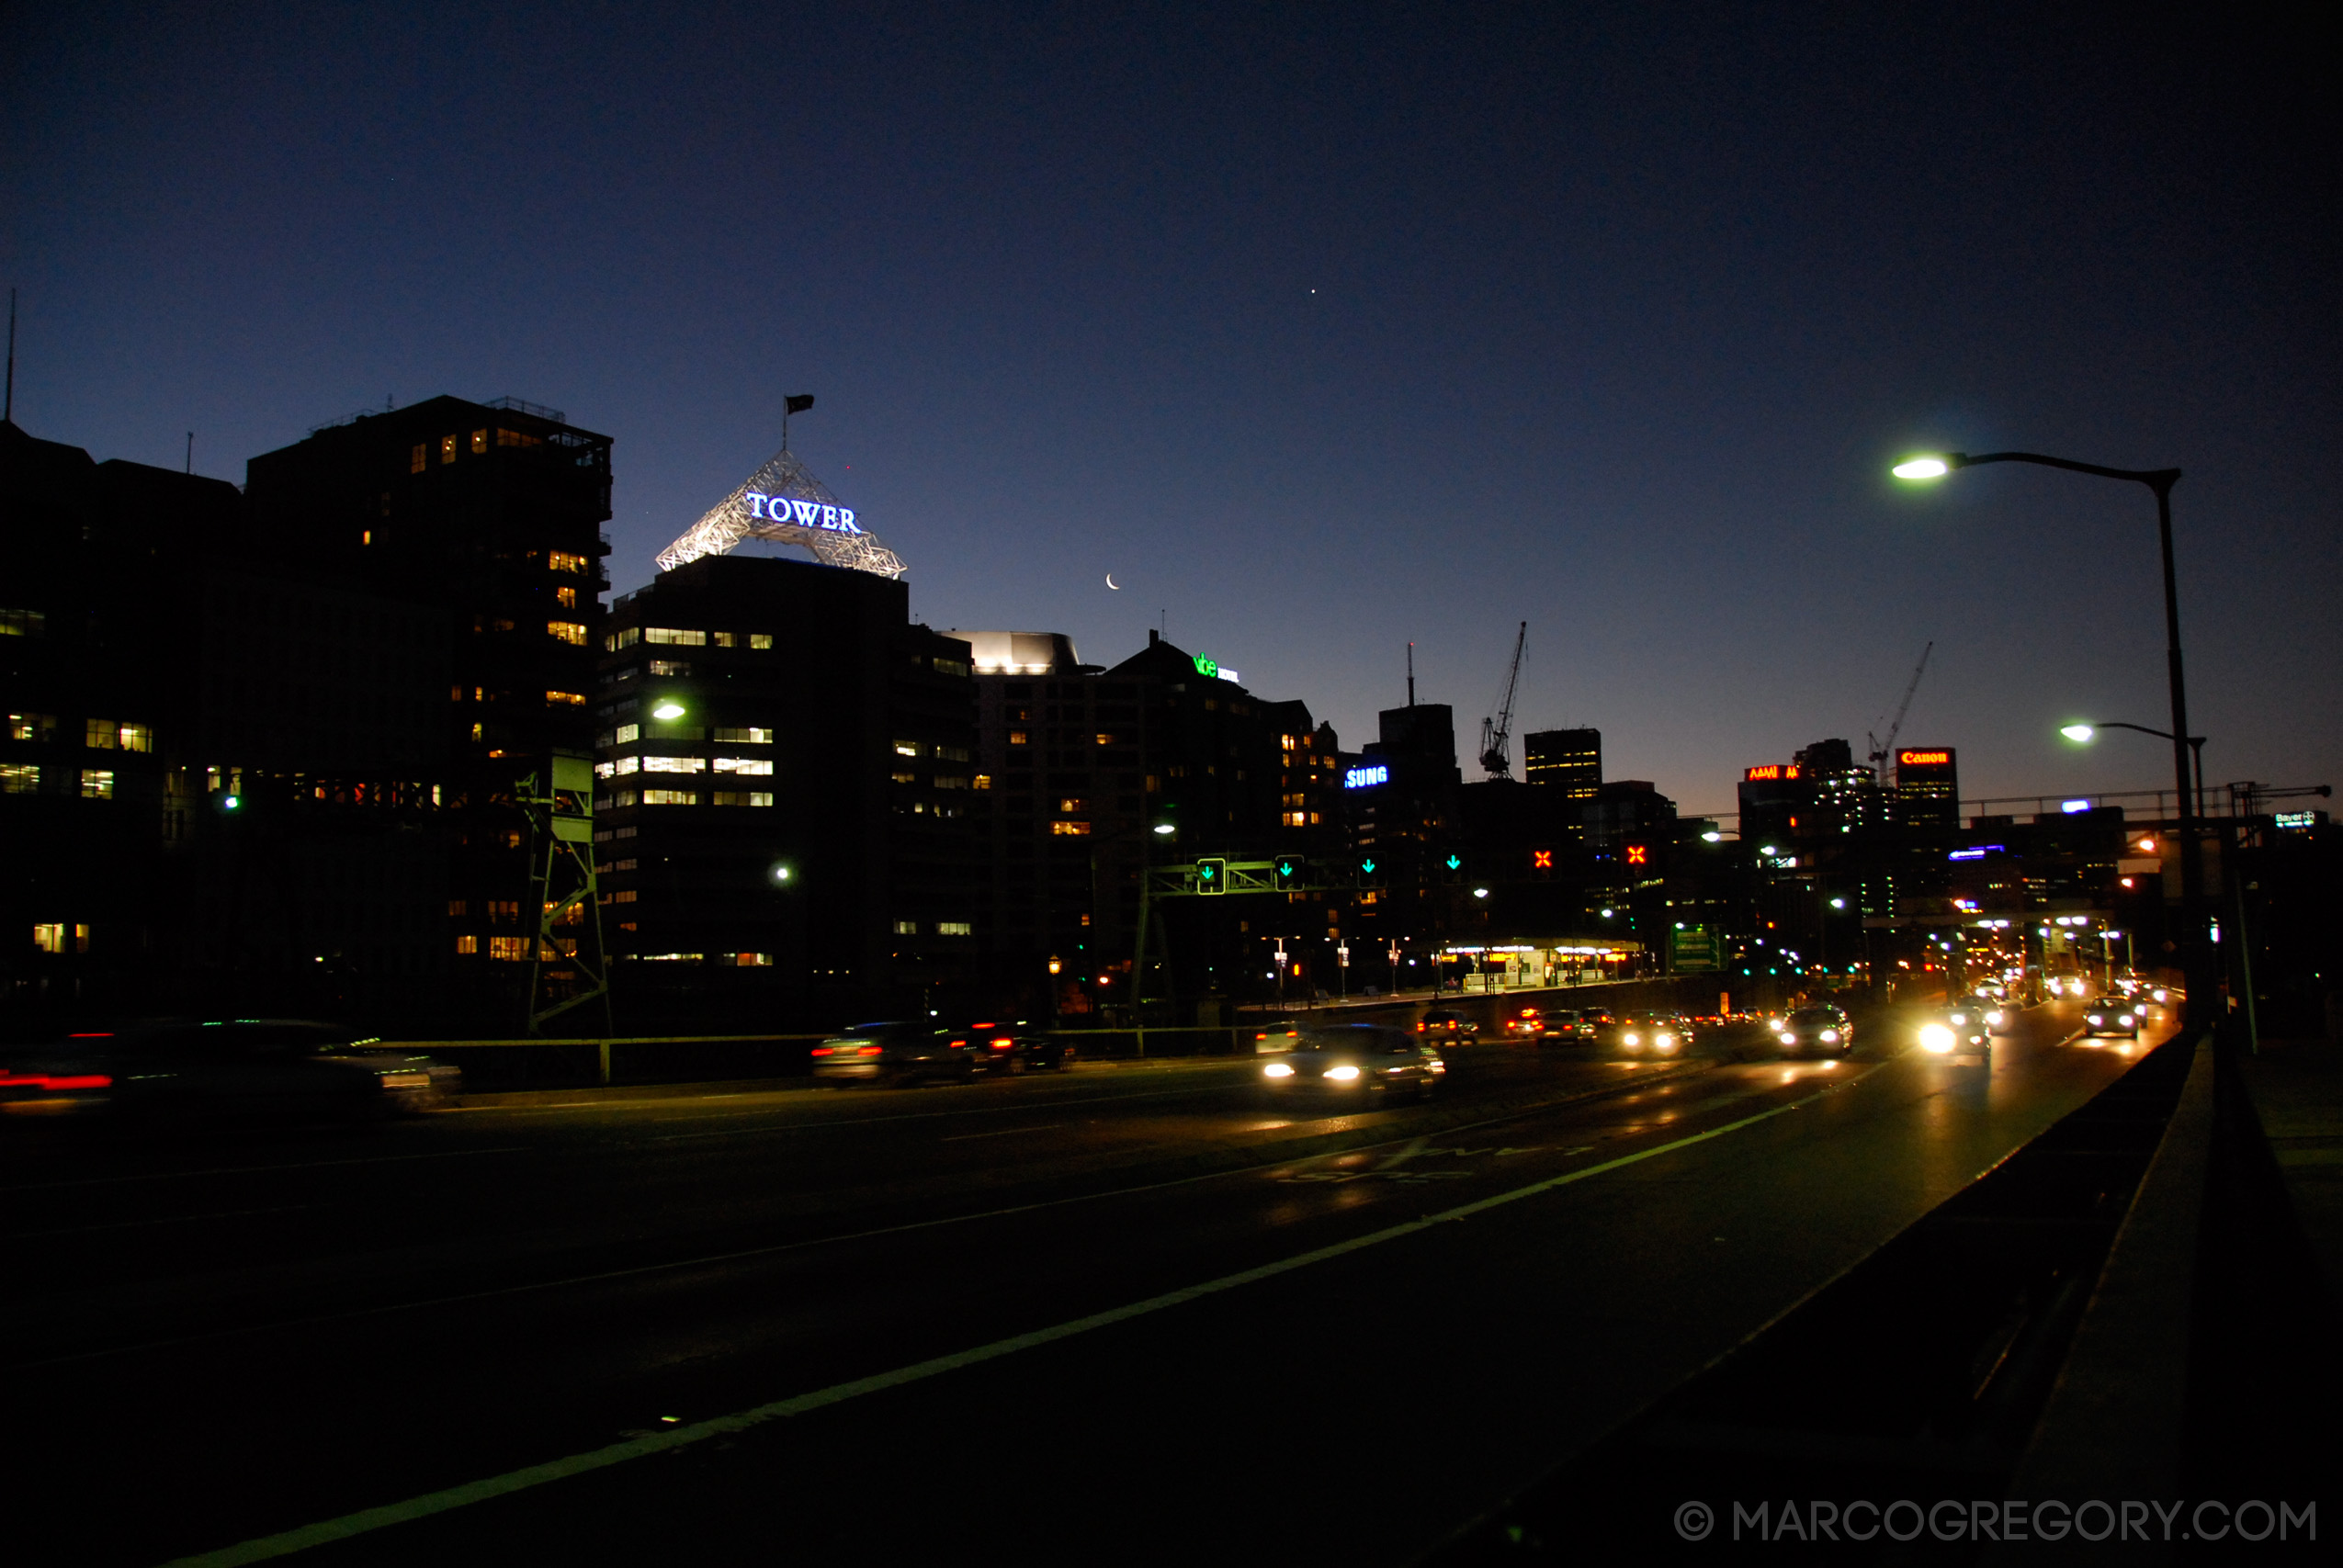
[1478,622,1528,779]
[1867,641,1933,780]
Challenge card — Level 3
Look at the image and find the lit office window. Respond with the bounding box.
[972,774,992,791]
[556,586,578,609]
[81,769,115,799]
[489,937,529,961]
[117,724,154,752]
[894,740,922,757]
[611,757,640,775]
[34,922,66,953]
[455,935,479,955]
[711,790,773,807]
[1008,731,1029,747]
[712,727,773,744]
[1049,820,1091,836]
[548,621,588,646]
[712,758,773,775]
[606,627,640,651]
[641,788,697,806]
[892,771,916,785]
[935,745,970,762]
[411,445,427,473]
[933,775,968,790]
[642,756,704,773]
[1,763,39,794]
[547,690,586,706]
[0,608,46,637]
[85,718,117,750]
[894,920,918,935]
[712,631,737,648]
[549,550,588,574]
[614,723,640,744]
[749,633,774,649]
[936,921,973,936]
[645,627,706,646]
[8,713,56,741]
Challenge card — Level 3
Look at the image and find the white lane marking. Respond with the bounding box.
[0,1145,531,1194]
[11,1204,321,1240]
[158,1068,1873,1566]
[24,1061,1726,1372]
[939,1123,1069,1143]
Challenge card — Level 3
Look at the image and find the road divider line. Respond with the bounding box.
[159,1065,1878,1567]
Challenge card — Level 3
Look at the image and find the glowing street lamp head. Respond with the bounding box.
[651,700,687,721]
[2060,723,2096,743]
[1893,456,1952,480]
[1151,821,1176,836]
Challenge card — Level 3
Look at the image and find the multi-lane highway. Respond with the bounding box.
[3,998,2175,1566]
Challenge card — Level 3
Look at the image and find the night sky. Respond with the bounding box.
[6,3,2335,818]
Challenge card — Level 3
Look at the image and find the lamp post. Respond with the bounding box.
[2058,722,2206,821]
[1896,450,2208,1027]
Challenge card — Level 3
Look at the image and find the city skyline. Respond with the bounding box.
[6,3,2335,815]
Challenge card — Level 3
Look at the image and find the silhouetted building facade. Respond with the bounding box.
[595,554,977,1023]
[1524,728,1602,797]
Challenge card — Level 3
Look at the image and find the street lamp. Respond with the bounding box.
[651,700,687,721]
[2059,721,2206,819]
[1896,448,2206,1025]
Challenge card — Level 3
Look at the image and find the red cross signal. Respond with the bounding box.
[1532,850,1553,869]
[1624,844,1648,865]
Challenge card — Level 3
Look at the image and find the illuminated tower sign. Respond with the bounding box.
[657,444,908,579]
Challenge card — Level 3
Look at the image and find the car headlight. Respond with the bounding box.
[1819,1029,1839,1043]
[1985,1010,2004,1027]
[1919,1023,1955,1054]
[1623,1032,1641,1046]
[1654,1032,1676,1048]
[1779,1032,1796,1046]
[2088,1014,2103,1026]
[1950,1012,1968,1025]
[1324,1065,1361,1081]
[1262,1062,1294,1078]
[2120,1014,2134,1027]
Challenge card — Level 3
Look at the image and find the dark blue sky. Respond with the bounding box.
[6,3,2335,817]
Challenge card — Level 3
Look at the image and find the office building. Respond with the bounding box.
[1524,728,1602,796]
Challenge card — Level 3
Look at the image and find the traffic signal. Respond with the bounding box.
[1275,855,1304,891]
[1356,854,1385,890]
[1531,847,1555,880]
[1195,857,1226,894]
[1624,842,1651,868]
[1442,851,1466,886]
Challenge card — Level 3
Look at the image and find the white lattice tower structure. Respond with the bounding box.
[656,446,906,578]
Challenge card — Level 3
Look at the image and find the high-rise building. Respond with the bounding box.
[1895,745,1960,830]
[956,628,1285,1016]
[594,553,977,1023]
[1524,728,1602,796]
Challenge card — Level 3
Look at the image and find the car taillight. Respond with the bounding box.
[810,1047,833,1056]
[991,1038,1014,1050]
[0,1071,113,1089]
[949,1039,968,1048]
[857,1044,883,1057]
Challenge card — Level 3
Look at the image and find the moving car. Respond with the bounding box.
[2081,997,2140,1037]
[1259,1023,1445,1102]
[1540,1007,1610,1044]
[811,1021,979,1086]
[1919,1007,1990,1058]
[1774,1005,1854,1057]
[948,1020,1074,1075]
[0,1019,460,1122]
[1611,1010,1692,1055]
[1415,1010,1478,1041]
[1948,994,2009,1034]
[1252,1018,1306,1053]
[1502,1006,1551,1039]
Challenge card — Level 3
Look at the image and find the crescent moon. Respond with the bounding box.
[1105,573,1121,590]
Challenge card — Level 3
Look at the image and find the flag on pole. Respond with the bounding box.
[785,394,815,415]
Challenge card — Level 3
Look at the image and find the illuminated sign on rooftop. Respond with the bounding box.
[1745,764,1803,782]
[1192,652,1240,684]
[1343,763,1389,790]
[1898,749,1953,767]
[745,493,859,534]
[1948,845,2007,861]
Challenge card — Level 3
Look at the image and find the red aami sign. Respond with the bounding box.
[1899,749,1952,767]
[1744,763,1802,782]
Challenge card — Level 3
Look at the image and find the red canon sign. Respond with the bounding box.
[1899,749,1952,767]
